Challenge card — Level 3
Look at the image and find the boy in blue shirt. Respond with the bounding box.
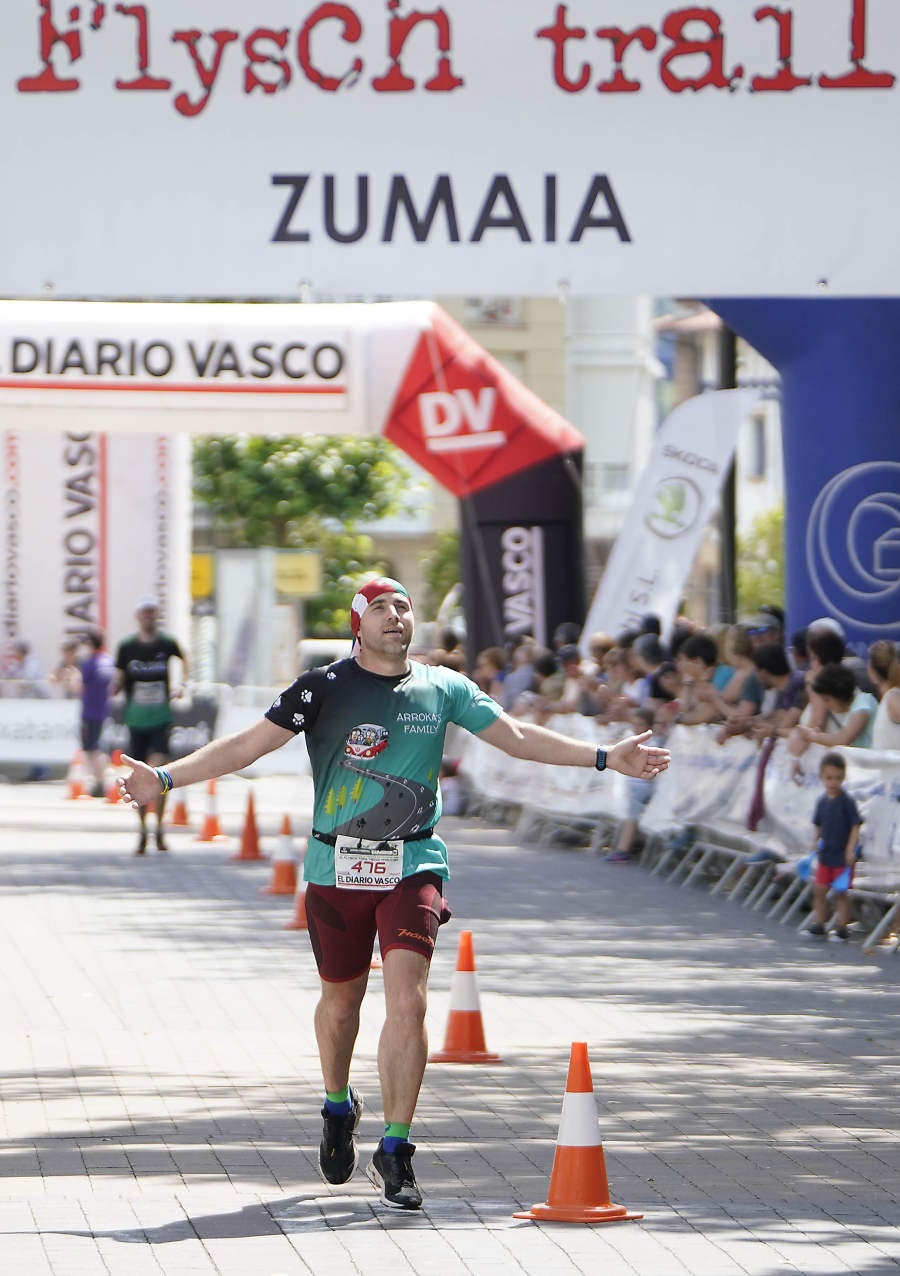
[807,751,862,942]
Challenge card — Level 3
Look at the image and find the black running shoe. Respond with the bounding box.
[366,1138,422,1210]
[318,1089,363,1185]
[135,832,147,856]
[155,831,169,853]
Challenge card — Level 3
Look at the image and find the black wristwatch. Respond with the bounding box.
[595,747,607,772]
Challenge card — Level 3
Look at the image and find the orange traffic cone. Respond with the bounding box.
[104,749,123,803]
[66,749,88,800]
[168,789,191,827]
[514,1043,643,1225]
[231,790,267,861]
[429,930,501,1064]
[284,841,309,930]
[262,814,298,894]
[195,779,228,842]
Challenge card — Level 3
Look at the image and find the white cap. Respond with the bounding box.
[808,617,845,639]
[136,595,159,611]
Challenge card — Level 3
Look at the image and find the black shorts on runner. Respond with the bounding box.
[81,718,105,753]
[127,725,171,763]
[305,871,451,982]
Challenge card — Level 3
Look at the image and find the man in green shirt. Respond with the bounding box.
[119,577,670,1210]
[114,596,188,855]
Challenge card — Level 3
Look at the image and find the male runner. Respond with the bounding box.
[118,577,670,1209]
[114,597,189,854]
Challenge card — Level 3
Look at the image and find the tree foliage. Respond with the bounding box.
[420,530,461,620]
[737,505,784,616]
[192,436,410,634]
[192,436,409,546]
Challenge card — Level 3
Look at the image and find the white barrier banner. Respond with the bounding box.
[0,698,79,763]
[3,2,900,296]
[461,719,900,889]
[580,391,758,646]
[658,725,756,824]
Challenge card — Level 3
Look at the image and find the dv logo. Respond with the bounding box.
[417,387,504,454]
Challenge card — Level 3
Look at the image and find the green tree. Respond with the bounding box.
[420,529,461,620]
[193,436,411,633]
[193,436,409,546]
[737,505,784,616]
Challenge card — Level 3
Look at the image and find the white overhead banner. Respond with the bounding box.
[580,389,759,645]
[0,301,584,496]
[3,1,899,297]
[0,298,583,672]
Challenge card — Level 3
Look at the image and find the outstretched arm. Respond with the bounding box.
[119,718,295,808]
[803,708,870,748]
[476,713,670,779]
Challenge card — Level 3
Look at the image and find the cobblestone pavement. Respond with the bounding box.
[0,774,898,1275]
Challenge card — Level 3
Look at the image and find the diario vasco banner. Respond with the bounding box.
[3,1,898,295]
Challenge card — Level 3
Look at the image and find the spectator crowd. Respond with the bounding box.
[421,608,899,758]
[418,610,900,894]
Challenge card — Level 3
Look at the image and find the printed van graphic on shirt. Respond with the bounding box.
[343,723,389,760]
[323,723,437,842]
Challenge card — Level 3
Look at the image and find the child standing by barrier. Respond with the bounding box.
[806,751,862,942]
[604,706,660,862]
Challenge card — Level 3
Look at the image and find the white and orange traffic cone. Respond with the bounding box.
[195,779,228,843]
[231,790,267,862]
[103,745,121,796]
[262,814,298,895]
[66,749,88,800]
[514,1042,643,1225]
[168,788,191,827]
[429,930,501,1064]
[104,748,123,803]
[283,846,309,931]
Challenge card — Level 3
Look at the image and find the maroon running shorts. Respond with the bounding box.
[305,871,450,982]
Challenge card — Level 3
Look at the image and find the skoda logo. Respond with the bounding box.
[807,461,900,633]
[644,476,702,540]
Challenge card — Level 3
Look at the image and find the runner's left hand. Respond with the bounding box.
[607,730,671,779]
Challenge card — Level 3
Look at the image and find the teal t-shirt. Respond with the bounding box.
[265,658,502,885]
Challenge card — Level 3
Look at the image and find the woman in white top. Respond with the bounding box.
[869,640,900,751]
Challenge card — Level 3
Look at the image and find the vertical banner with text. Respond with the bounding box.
[580,390,759,647]
[460,453,585,658]
[1,430,190,673]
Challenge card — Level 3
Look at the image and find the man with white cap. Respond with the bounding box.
[115,596,189,854]
[118,575,670,1210]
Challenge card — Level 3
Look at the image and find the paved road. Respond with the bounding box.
[0,774,898,1275]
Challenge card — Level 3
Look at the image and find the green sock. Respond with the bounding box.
[383,1122,411,1152]
[324,1086,351,1115]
